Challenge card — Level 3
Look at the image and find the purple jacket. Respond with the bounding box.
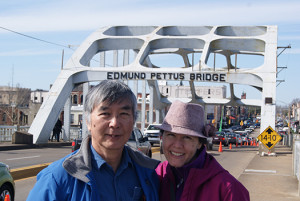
[156,152,250,201]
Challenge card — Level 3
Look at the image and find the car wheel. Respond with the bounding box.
[0,184,14,201]
[148,150,152,158]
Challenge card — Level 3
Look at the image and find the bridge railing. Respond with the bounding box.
[61,127,82,141]
[293,135,300,195]
[0,126,30,142]
[0,126,82,142]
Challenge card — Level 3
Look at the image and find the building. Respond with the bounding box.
[159,82,227,124]
[0,86,31,126]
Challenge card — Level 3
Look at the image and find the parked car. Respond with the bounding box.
[245,128,253,133]
[71,127,152,158]
[206,136,213,150]
[241,135,249,144]
[144,124,161,145]
[234,133,243,145]
[225,133,237,145]
[127,127,152,158]
[212,131,229,146]
[0,162,15,201]
[222,128,233,133]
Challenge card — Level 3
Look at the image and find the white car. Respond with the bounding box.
[144,124,161,145]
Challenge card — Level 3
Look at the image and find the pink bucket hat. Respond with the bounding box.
[155,100,206,138]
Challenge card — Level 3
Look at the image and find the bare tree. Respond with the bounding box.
[290,98,300,107]
[0,84,30,126]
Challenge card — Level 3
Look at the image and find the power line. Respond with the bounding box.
[0,26,74,50]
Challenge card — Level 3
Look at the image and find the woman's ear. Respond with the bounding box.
[197,142,202,149]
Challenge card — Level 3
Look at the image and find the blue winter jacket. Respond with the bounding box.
[27,136,160,201]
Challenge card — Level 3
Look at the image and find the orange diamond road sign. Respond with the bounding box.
[258,126,282,150]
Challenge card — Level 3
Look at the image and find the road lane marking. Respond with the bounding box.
[7,155,40,160]
[244,169,276,173]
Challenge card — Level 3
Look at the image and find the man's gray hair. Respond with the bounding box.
[84,80,137,124]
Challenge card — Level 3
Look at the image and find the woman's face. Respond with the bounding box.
[162,131,202,168]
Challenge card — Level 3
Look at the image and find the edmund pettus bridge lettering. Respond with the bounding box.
[107,72,226,82]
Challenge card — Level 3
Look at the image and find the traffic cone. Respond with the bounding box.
[229,143,232,150]
[236,142,238,147]
[218,141,223,152]
[4,194,10,201]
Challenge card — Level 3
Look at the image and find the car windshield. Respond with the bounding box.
[148,125,159,130]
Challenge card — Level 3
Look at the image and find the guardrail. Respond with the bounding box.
[293,135,300,195]
[0,126,30,142]
[0,126,81,142]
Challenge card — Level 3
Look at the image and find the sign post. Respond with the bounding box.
[258,126,282,156]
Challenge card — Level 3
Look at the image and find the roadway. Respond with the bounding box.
[10,144,258,201]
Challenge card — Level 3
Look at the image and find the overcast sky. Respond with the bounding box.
[0,0,299,105]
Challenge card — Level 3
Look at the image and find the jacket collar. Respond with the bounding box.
[63,136,92,183]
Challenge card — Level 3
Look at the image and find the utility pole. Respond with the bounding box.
[277,45,291,87]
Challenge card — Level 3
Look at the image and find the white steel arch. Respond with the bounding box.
[28,26,277,144]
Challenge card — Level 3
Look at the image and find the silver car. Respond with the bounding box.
[144,124,161,145]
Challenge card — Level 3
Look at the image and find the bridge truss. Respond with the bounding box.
[28,26,277,144]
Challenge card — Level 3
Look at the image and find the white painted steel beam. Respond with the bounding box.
[29,26,277,144]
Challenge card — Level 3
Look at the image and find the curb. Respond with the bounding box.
[10,163,51,181]
[151,147,160,153]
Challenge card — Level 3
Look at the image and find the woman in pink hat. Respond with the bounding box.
[155,100,249,201]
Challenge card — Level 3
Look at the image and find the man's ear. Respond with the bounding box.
[86,120,91,131]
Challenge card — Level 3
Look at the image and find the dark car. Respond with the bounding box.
[0,162,15,201]
[225,133,237,145]
[212,131,228,146]
[127,127,152,158]
[206,136,213,150]
[71,127,152,158]
[234,133,242,145]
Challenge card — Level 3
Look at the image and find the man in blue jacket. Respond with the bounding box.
[27,80,160,201]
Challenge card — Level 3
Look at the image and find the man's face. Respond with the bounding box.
[88,99,134,154]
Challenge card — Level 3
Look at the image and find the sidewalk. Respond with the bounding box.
[239,145,300,201]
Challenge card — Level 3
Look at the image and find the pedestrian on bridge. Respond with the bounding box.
[155,100,250,201]
[51,118,62,142]
[27,80,160,201]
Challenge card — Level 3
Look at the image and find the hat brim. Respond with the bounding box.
[154,123,206,138]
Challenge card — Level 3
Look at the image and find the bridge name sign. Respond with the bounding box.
[107,72,227,82]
